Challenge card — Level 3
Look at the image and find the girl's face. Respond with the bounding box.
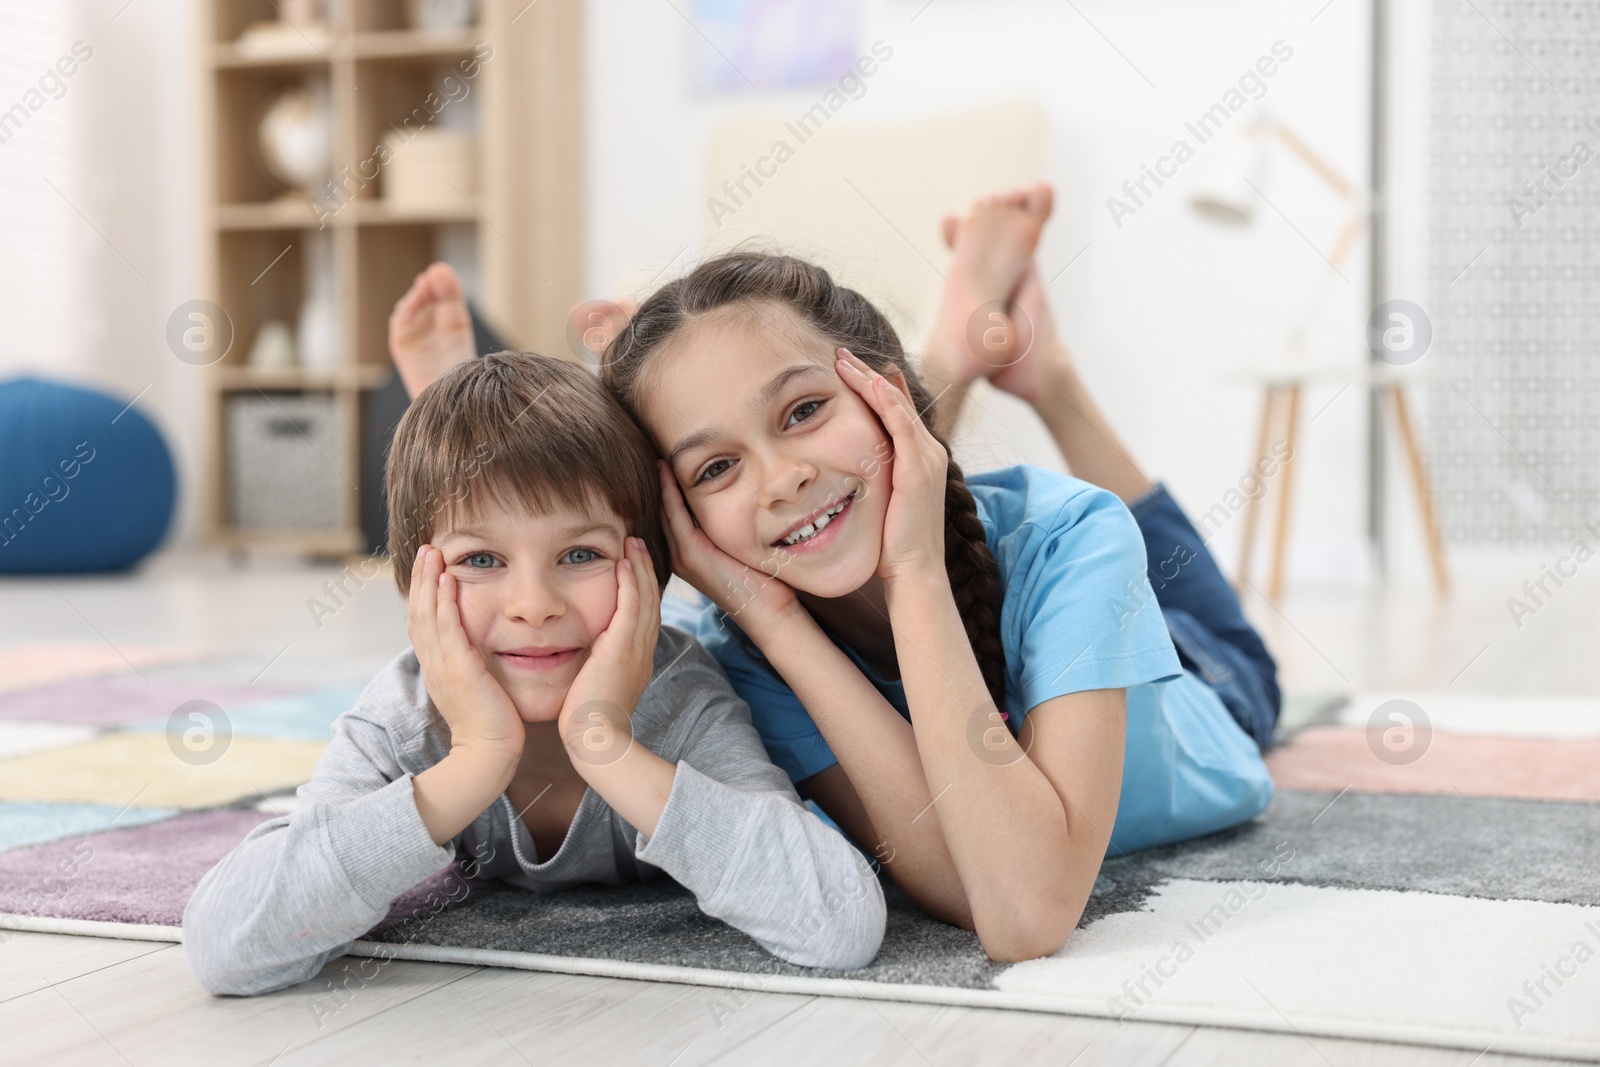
[639,303,896,598]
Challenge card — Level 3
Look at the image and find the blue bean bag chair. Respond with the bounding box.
[0,377,176,573]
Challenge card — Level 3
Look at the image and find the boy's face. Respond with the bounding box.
[431,497,628,722]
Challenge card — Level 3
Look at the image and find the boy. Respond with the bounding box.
[183,353,885,995]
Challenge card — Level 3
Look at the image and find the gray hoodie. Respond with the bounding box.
[183,627,885,994]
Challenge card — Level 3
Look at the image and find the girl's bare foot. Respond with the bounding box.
[1008,264,1152,504]
[936,225,1156,503]
[389,262,476,400]
[926,183,1053,395]
[986,260,1060,408]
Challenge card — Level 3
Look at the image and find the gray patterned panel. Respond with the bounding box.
[1429,0,1600,547]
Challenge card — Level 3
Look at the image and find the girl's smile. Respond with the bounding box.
[772,488,856,552]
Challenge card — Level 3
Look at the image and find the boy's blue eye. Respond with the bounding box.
[786,399,823,427]
[464,552,499,569]
[562,547,601,565]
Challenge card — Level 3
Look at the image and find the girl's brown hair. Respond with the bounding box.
[386,351,671,595]
[600,252,1006,710]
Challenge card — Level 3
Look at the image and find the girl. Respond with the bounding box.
[593,191,1276,962]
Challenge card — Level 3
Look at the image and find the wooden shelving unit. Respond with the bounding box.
[197,0,582,556]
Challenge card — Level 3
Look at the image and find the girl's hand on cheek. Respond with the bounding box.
[559,538,660,766]
[407,546,525,758]
[834,349,948,586]
[657,461,801,636]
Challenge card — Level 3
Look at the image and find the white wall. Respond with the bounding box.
[586,0,1375,586]
[24,0,1376,581]
[0,6,96,383]
[94,0,206,549]
[9,1,207,548]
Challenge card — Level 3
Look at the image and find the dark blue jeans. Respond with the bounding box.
[1129,483,1281,748]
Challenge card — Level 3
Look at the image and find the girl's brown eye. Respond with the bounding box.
[787,400,823,427]
[697,458,732,484]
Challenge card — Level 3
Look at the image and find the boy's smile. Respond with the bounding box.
[495,645,583,672]
[432,501,628,721]
[640,303,895,599]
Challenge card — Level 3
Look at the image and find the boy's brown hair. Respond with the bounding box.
[386,351,670,595]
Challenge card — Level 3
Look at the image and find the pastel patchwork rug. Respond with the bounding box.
[1,657,1597,1062]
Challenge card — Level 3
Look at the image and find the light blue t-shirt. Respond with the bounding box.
[663,465,1272,853]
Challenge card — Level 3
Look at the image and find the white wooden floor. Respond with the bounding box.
[2,549,1594,1067]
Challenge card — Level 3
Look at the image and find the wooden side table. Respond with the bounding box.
[1235,366,1451,599]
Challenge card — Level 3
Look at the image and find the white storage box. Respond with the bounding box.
[226,393,346,531]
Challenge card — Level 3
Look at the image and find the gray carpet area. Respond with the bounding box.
[364,788,1600,990]
[366,855,1159,990]
[1123,789,1600,906]
[372,878,1003,987]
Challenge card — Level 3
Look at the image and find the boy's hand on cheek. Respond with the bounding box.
[408,546,525,762]
[558,537,678,837]
[558,538,660,766]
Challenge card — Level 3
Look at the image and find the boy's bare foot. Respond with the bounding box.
[926,183,1053,393]
[567,298,638,367]
[389,262,476,400]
